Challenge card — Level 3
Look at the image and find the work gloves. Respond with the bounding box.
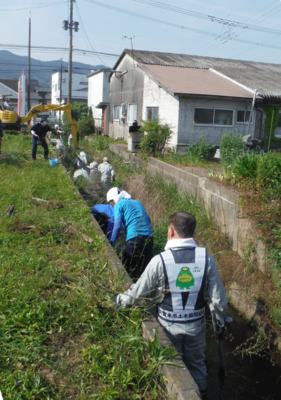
[213,323,225,341]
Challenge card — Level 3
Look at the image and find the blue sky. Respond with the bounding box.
[2,0,281,68]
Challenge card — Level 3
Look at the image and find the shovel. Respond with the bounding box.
[209,301,227,400]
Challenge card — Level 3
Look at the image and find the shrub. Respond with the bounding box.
[78,118,94,137]
[232,151,261,180]
[188,137,216,159]
[220,132,243,170]
[139,119,172,157]
[257,152,281,198]
[92,135,109,152]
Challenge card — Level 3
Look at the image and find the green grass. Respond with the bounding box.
[0,135,169,399]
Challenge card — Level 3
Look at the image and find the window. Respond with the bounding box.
[237,110,252,123]
[79,81,88,85]
[194,108,213,124]
[194,108,233,126]
[128,104,137,122]
[121,103,126,116]
[113,105,120,121]
[147,107,159,121]
[214,109,233,126]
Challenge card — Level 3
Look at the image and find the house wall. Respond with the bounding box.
[178,97,255,147]
[88,71,110,130]
[51,72,88,105]
[109,54,144,140]
[142,74,179,148]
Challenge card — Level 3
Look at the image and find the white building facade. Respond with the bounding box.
[51,72,88,106]
[87,69,110,135]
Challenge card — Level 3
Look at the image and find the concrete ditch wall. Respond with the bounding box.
[66,158,201,400]
[109,143,268,272]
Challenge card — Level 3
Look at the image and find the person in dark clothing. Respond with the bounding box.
[107,187,154,278]
[30,117,50,160]
[91,204,114,241]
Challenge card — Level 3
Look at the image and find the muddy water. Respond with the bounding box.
[206,305,281,400]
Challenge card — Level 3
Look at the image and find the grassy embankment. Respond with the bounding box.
[0,134,170,400]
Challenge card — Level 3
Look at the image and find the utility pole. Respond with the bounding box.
[59,60,63,121]
[68,0,73,104]
[63,0,79,104]
[27,16,31,112]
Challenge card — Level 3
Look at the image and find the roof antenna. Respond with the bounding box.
[122,35,141,68]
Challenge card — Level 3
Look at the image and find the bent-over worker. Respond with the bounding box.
[98,157,115,188]
[92,204,114,240]
[30,117,51,160]
[114,212,228,400]
[107,187,153,276]
[89,161,101,184]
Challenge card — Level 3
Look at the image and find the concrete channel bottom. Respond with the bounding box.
[89,214,202,400]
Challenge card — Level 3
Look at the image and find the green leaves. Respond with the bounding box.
[139,119,173,157]
[220,132,243,171]
[188,137,216,160]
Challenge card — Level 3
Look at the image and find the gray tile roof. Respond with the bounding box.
[116,49,281,98]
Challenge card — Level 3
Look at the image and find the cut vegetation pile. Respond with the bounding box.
[0,135,169,400]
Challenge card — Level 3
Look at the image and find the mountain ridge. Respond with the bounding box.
[0,50,105,87]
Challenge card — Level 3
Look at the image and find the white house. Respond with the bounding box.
[51,72,88,106]
[87,69,110,135]
[109,49,281,151]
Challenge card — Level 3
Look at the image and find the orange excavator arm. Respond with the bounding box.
[21,103,79,148]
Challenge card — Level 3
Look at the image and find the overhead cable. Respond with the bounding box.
[132,0,281,36]
[83,0,281,52]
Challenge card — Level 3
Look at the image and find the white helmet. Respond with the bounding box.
[55,124,59,129]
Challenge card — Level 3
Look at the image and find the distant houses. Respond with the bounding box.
[88,49,281,151]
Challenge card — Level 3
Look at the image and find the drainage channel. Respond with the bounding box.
[91,208,281,400]
[206,305,281,400]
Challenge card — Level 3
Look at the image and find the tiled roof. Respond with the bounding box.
[114,50,281,97]
[139,64,254,99]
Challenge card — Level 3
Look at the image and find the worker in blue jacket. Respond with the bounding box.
[91,204,114,241]
[107,187,153,277]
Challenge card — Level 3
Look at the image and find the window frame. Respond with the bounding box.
[193,107,234,127]
[127,103,138,123]
[236,110,253,124]
[113,105,121,121]
[146,106,159,121]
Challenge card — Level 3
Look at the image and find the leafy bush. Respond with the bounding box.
[188,137,216,159]
[220,132,243,170]
[92,135,109,152]
[139,119,172,157]
[62,102,93,133]
[78,118,94,137]
[232,151,261,180]
[263,106,280,138]
[257,152,281,198]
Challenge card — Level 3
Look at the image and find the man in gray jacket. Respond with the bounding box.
[98,157,115,188]
[115,212,228,400]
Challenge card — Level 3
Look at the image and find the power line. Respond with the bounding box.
[132,0,281,36]
[0,2,67,11]
[75,0,109,67]
[0,43,118,58]
[84,0,281,53]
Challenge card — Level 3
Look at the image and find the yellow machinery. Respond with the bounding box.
[0,103,79,148]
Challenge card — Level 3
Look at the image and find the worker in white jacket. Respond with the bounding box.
[98,157,116,187]
[115,212,228,400]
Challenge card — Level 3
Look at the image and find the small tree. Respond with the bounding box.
[139,119,173,157]
[62,102,93,133]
